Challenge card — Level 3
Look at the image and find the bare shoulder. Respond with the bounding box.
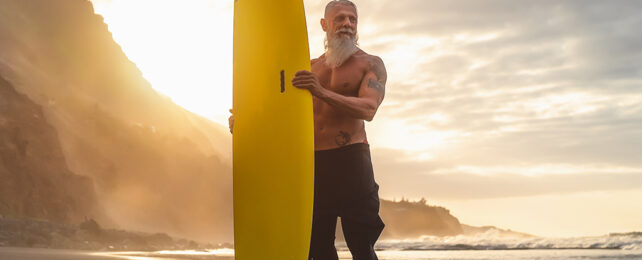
[311,54,326,66]
[368,55,384,68]
[359,51,387,82]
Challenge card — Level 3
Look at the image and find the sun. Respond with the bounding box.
[90,0,234,126]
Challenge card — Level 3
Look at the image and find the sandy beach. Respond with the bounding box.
[0,247,234,260]
[3,247,642,260]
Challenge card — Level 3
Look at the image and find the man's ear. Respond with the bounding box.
[320,18,327,32]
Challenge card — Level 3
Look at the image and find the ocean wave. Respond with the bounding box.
[336,229,642,251]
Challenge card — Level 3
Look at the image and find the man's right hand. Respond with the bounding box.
[228,109,234,134]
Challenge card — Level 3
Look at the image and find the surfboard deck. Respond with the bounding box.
[232,0,314,259]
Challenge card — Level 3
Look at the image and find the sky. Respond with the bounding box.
[90,0,642,238]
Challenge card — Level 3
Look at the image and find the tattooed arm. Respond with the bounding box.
[292,55,387,121]
[356,55,387,121]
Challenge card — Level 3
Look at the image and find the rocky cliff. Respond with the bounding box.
[379,198,464,238]
[0,0,232,243]
[0,75,101,224]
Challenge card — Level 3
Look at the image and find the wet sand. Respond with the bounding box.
[0,247,233,260]
[0,247,147,260]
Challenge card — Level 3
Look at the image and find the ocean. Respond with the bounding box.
[148,230,642,259]
[1,231,641,259]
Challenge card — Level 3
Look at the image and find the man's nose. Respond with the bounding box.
[340,17,354,28]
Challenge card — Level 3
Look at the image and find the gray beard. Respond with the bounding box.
[324,33,358,68]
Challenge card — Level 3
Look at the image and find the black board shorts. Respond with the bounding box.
[309,143,385,260]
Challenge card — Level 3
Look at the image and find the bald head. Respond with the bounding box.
[324,0,357,18]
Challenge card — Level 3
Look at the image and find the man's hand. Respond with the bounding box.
[292,70,324,97]
[228,108,234,134]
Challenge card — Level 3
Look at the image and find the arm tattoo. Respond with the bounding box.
[367,56,387,97]
[334,131,352,147]
[368,78,385,94]
[368,56,388,84]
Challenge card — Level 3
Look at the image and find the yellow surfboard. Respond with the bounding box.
[232,0,314,259]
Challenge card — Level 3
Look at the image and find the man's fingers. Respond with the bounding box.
[292,77,315,83]
[292,75,315,82]
[292,80,315,86]
[292,79,315,86]
[291,77,315,85]
[292,71,318,91]
[294,70,312,76]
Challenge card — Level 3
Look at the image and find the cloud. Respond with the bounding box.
[372,148,642,200]
[327,0,642,199]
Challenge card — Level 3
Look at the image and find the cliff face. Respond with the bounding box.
[0,76,101,224]
[335,198,464,240]
[379,199,463,238]
[0,0,233,242]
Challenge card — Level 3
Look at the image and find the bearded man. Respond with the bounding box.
[230,0,386,259]
[293,1,387,259]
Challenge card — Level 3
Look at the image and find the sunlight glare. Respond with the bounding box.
[91,0,233,125]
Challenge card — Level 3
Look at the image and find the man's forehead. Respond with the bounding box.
[325,3,357,18]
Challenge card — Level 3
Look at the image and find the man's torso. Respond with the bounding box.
[311,49,373,151]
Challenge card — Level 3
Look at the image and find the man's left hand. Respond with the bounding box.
[292,70,324,97]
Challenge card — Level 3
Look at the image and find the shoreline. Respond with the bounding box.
[0,216,231,252]
[2,247,642,260]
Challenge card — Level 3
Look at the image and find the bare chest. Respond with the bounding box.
[312,60,366,97]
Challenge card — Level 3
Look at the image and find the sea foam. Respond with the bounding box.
[336,229,642,251]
